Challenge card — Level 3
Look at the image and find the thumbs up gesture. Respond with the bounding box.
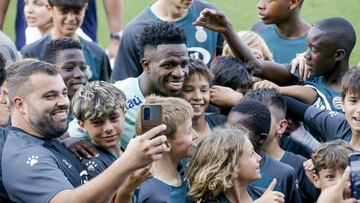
[254,179,285,203]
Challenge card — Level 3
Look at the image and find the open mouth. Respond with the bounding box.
[166,80,184,90]
[51,110,68,121]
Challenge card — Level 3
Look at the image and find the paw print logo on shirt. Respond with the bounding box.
[86,160,97,171]
[26,155,39,166]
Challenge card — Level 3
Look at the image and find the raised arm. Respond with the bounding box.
[103,0,124,59]
[194,9,296,85]
[51,125,168,203]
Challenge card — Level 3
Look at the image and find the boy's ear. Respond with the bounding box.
[289,0,301,10]
[45,4,53,12]
[77,120,86,131]
[312,173,321,189]
[164,140,171,152]
[140,58,151,73]
[276,119,288,138]
[334,49,346,62]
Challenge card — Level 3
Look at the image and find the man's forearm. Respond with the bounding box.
[103,0,123,33]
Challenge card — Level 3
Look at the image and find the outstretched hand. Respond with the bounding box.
[122,124,169,171]
[193,8,231,34]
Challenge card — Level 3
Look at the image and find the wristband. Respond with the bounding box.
[110,31,123,40]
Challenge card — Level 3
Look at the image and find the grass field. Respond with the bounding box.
[3,0,360,66]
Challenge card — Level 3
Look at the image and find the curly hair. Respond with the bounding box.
[186,127,250,201]
[137,21,187,58]
[44,37,82,64]
[72,81,126,123]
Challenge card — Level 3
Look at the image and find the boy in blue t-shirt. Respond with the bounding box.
[136,96,197,203]
[21,0,111,82]
[244,88,318,202]
[227,99,301,203]
[252,0,310,64]
[71,81,152,202]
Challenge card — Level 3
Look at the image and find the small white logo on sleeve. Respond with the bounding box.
[26,155,39,166]
[86,160,98,171]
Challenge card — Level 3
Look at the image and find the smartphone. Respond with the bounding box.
[349,152,360,199]
[140,104,163,134]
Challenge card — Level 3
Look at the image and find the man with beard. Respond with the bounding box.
[69,21,189,150]
[2,59,169,203]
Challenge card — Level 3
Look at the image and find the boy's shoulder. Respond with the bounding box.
[20,35,50,59]
[137,177,188,203]
[251,21,273,33]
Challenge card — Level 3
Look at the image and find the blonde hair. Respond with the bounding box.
[222,31,273,61]
[136,95,192,137]
[72,81,126,123]
[186,127,250,201]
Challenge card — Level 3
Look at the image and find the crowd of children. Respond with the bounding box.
[0,0,360,202]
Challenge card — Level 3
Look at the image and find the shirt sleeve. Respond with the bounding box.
[304,106,351,141]
[2,144,74,203]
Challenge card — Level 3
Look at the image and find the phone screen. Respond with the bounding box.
[350,152,360,199]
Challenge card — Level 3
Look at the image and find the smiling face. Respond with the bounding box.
[23,73,70,138]
[342,93,360,135]
[55,48,87,98]
[304,27,338,76]
[237,137,262,183]
[50,5,86,37]
[180,74,210,120]
[144,44,189,97]
[257,0,292,25]
[79,112,124,149]
[24,0,53,29]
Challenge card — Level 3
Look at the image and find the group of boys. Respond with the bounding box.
[0,0,359,202]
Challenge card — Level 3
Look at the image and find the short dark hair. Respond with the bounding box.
[44,37,83,64]
[8,59,58,105]
[137,22,187,58]
[48,0,88,9]
[0,53,6,86]
[210,56,252,92]
[230,99,271,137]
[187,57,214,86]
[243,89,286,121]
[315,17,356,55]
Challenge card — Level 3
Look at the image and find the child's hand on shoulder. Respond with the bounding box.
[303,159,315,184]
[210,85,242,107]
